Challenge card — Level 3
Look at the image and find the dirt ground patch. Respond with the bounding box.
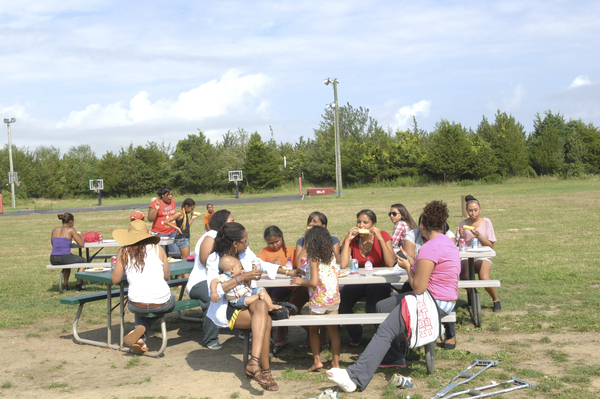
[0,317,599,399]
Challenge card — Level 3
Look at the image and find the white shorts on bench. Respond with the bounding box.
[309,304,339,314]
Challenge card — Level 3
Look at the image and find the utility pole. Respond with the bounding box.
[3,118,16,208]
[324,78,343,198]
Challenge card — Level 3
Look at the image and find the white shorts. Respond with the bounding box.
[309,304,339,315]
[461,257,493,265]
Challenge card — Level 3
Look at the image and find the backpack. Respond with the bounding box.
[400,289,442,350]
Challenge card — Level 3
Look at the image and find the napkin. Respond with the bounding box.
[260,260,280,280]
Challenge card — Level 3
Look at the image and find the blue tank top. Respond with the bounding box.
[51,237,72,255]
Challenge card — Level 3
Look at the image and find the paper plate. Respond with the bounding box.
[86,267,111,273]
[466,246,492,252]
[337,271,350,278]
[373,269,402,276]
[167,258,183,263]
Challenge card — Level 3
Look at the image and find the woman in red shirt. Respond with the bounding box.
[339,209,396,346]
[147,186,178,256]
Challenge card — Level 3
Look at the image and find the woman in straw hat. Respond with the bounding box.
[111,220,176,353]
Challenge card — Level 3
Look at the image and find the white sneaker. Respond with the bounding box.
[326,368,357,393]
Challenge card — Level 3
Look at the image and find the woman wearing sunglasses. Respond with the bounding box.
[388,204,417,249]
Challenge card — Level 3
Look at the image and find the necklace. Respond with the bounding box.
[359,237,373,256]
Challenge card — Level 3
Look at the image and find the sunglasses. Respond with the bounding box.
[388,212,399,217]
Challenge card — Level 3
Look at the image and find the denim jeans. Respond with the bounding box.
[127,293,176,338]
[188,280,220,347]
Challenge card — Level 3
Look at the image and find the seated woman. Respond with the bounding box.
[50,213,86,291]
[111,220,176,353]
[388,203,417,249]
[457,195,500,311]
[339,209,396,346]
[205,222,278,391]
[327,200,461,392]
[186,209,234,350]
[402,218,457,349]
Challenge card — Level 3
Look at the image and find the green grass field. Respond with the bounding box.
[1,176,599,398]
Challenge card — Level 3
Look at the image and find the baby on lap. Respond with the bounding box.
[210,256,281,311]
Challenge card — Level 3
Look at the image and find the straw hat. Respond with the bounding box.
[113,220,160,246]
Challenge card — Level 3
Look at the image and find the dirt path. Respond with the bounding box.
[1,316,598,398]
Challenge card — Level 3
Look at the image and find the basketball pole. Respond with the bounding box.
[235,180,239,199]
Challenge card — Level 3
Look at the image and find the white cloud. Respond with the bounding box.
[394,100,431,129]
[570,75,592,88]
[55,70,270,129]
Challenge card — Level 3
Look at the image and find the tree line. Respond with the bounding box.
[1,105,599,201]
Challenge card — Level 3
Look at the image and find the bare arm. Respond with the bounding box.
[111,247,126,284]
[371,226,396,267]
[199,236,215,266]
[148,201,160,222]
[398,256,434,295]
[473,227,494,249]
[340,227,359,268]
[71,228,85,247]
[157,245,170,280]
[294,242,306,268]
[165,211,183,235]
[291,259,319,288]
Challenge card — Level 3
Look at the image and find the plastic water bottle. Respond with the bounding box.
[285,257,293,272]
[365,257,373,276]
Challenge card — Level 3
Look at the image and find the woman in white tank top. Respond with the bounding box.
[112,220,176,353]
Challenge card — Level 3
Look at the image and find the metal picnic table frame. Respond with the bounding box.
[73,261,193,352]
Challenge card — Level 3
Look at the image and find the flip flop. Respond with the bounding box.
[131,343,148,353]
[269,302,298,320]
[123,326,146,347]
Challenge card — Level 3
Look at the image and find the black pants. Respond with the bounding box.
[339,283,391,343]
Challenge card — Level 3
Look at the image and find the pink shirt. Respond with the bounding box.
[415,233,460,301]
[457,218,496,246]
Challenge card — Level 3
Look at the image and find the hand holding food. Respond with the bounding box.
[463,225,475,231]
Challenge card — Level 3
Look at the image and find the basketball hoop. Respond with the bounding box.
[228,170,243,182]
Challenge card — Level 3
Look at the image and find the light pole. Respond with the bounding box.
[3,118,16,209]
[324,78,342,198]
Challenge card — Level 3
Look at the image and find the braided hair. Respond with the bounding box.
[263,225,287,259]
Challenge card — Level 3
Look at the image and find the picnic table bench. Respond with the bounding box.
[243,312,457,374]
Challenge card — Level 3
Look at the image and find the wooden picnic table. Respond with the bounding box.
[71,260,194,353]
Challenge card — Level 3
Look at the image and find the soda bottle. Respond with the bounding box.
[364,257,373,276]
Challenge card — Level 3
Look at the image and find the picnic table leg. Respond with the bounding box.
[59,270,66,293]
[107,283,112,345]
[119,285,125,348]
[468,258,482,327]
[425,341,436,374]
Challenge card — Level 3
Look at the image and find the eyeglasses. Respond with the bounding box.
[388,212,399,217]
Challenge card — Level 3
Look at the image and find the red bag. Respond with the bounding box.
[83,232,101,243]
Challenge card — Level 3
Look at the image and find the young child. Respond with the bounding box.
[291,226,342,372]
[257,225,296,267]
[210,256,281,311]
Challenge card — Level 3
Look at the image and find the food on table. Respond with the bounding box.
[358,229,370,234]
[167,257,174,261]
[92,267,104,271]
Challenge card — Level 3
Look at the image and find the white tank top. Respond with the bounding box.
[125,244,171,304]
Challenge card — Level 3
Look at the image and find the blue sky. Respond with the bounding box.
[1,0,599,155]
